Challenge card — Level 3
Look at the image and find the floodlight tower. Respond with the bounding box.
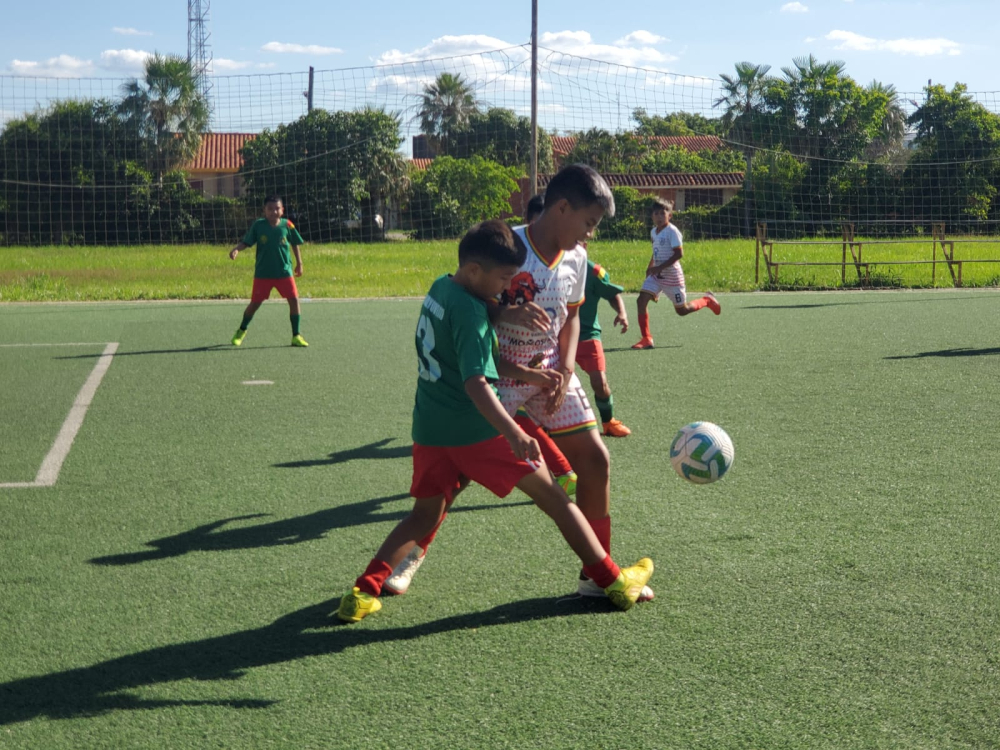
[187,0,213,110]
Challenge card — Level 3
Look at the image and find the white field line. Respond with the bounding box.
[1,342,119,489]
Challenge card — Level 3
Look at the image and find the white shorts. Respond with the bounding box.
[641,275,687,307]
[497,372,598,436]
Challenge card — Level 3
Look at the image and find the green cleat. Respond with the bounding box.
[231,328,247,347]
[291,334,309,347]
[605,557,654,611]
[337,587,382,623]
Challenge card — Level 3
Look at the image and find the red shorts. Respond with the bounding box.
[410,436,540,501]
[251,276,298,303]
[575,338,606,373]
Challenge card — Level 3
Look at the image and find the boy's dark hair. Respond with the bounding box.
[652,197,674,213]
[459,219,527,269]
[264,195,283,205]
[543,164,615,218]
[525,193,545,223]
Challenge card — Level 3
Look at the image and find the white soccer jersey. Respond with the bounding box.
[650,223,685,286]
[495,224,588,371]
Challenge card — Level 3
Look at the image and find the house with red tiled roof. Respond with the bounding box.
[512,170,744,218]
[183,133,257,198]
[549,135,725,167]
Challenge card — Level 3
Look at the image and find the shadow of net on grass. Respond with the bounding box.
[0,595,609,726]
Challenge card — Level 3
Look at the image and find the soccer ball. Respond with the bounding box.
[669,421,734,484]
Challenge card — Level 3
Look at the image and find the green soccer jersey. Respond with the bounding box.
[241,218,305,279]
[578,261,624,342]
[412,275,501,447]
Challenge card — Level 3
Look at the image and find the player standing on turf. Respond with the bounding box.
[632,198,720,350]
[229,195,309,348]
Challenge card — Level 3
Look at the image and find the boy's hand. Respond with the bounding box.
[229,248,240,260]
[614,314,629,333]
[500,302,550,332]
[545,369,572,414]
[294,262,303,277]
[505,426,541,462]
[521,367,563,391]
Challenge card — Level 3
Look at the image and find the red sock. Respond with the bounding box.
[589,515,611,554]
[639,313,650,338]
[689,296,708,311]
[516,414,573,476]
[417,511,448,549]
[582,554,621,589]
[355,559,393,597]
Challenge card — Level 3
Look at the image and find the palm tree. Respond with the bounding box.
[713,61,773,145]
[865,80,907,159]
[118,53,210,182]
[417,72,480,156]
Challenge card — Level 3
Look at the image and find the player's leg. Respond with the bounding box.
[632,287,658,349]
[672,285,720,317]
[278,277,308,346]
[384,476,470,595]
[516,468,653,611]
[579,340,630,437]
[232,281,269,345]
[514,411,577,495]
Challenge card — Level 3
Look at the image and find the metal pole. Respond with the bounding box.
[530,0,538,199]
[307,66,315,113]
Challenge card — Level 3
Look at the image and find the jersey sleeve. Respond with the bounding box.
[591,263,625,301]
[241,221,259,246]
[670,225,684,249]
[450,297,497,383]
[285,220,305,245]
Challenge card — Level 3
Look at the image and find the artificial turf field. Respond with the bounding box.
[1,291,999,749]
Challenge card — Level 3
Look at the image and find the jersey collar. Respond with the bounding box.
[525,226,564,270]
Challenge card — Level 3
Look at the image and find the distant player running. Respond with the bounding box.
[632,198,720,350]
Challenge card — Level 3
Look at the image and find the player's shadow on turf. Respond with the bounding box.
[55,344,233,359]
[88,493,531,566]
[603,345,681,353]
[885,346,1000,359]
[274,438,412,468]
[0,595,610,726]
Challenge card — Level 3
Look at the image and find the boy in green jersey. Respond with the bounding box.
[229,195,309,347]
[338,220,653,623]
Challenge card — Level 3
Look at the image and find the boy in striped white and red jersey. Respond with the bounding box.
[631,198,720,350]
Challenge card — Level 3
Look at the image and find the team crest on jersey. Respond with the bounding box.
[501,271,545,306]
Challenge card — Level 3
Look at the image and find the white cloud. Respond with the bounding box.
[7,54,95,77]
[781,2,809,12]
[112,26,152,36]
[539,30,678,67]
[214,58,276,72]
[99,49,153,73]
[375,34,512,65]
[826,29,961,56]
[614,30,668,46]
[804,36,817,42]
[261,42,342,55]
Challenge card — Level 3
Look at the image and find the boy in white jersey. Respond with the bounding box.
[385,165,653,603]
[632,198,720,350]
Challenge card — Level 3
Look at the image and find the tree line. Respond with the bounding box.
[1,57,998,245]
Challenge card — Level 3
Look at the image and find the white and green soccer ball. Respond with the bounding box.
[669,421,734,484]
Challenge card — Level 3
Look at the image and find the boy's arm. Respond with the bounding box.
[545,307,580,414]
[464,376,540,461]
[229,242,249,260]
[610,293,629,332]
[291,243,303,277]
[488,301,550,332]
[649,246,684,277]
[495,357,564,391]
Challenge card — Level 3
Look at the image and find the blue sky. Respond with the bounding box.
[5,0,997,96]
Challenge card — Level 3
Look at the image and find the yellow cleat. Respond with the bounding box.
[605,558,654,611]
[291,334,309,347]
[232,328,247,346]
[337,587,382,623]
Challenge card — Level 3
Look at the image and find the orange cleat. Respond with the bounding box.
[603,419,632,437]
[631,337,655,350]
[704,292,721,315]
